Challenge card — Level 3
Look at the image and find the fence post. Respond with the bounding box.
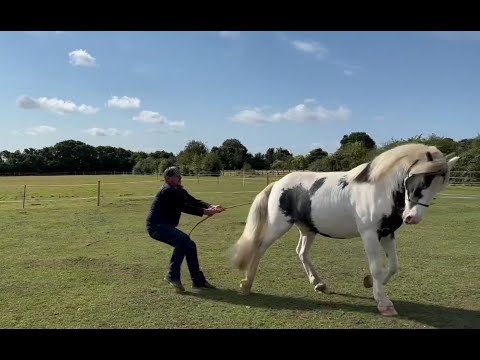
[97,180,101,207]
[266,172,269,185]
[23,184,27,209]
[243,169,245,190]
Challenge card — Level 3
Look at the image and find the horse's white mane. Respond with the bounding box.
[346,143,449,186]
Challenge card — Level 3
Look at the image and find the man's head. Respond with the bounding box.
[163,166,182,187]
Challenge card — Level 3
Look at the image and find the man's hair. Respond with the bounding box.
[163,166,181,178]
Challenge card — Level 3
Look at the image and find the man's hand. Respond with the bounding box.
[204,205,226,217]
[211,205,226,213]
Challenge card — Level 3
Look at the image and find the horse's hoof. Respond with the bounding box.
[363,275,373,288]
[379,306,398,317]
[314,283,329,293]
[239,281,251,295]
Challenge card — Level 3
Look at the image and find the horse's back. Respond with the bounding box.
[269,171,359,239]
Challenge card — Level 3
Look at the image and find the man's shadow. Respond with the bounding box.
[187,288,479,329]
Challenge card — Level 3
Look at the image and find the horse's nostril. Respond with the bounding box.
[405,215,412,223]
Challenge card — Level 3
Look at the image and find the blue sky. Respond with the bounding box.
[1,31,479,156]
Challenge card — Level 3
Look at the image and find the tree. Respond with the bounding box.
[423,134,458,155]
[133,157,159,174]
[265,148,275,168]
[340,132,376,150]
[131,151,148,165]
[217,138,248,170]
[249,152,267,170]
[158,158,176,174]
[331,142,373,171]
[150,150,175,160]
[270,159,288,170]
[176,140,209,175]
[202,152,223,174]
[308,156,336,172]
[291,155,307,170]
[273,148,293,162]
[50,140,96,172]
[305,148,328,165]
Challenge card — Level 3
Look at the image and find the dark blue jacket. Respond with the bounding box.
[146,183,210,229]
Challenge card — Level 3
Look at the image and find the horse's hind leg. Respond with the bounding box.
[296,229,328,293]
[239,219,292,295]
[239,251,263,295]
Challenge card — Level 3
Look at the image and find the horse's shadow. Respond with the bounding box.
[187,288,479,328]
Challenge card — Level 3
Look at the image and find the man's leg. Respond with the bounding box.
[184,239,206,286]
[148,224,190,282]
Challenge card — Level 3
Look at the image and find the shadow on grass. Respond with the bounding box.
[187,288,479,329]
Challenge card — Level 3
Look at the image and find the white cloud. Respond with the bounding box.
[25,125,57,136]
[292,40,328,59]
[290,38,361,75]
[69,49,97,67]
[16,95,99,115]
[133,110,167,124]
[219,31,240,39]
[134,111,186,132]
[77,104,99,114]
[168,121,185,129]
[168,121,185,132]
[332,60,362,76]
[231,108,269,124]
[107,96,141,109]
[85,127,130,136]
[232,101,351,124]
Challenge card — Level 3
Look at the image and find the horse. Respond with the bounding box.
[231,143,460,316]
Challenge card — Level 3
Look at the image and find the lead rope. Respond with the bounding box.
[188,202,252,237]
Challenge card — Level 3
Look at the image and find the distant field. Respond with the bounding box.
[0,175,479,328]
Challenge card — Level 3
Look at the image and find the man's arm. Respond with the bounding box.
[180,189,225,217]
[183,190,210,209]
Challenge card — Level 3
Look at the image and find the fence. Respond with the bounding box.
[0,174,273,210]
[449,171,480,186]
[1,171,479,210]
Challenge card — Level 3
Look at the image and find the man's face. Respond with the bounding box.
[167,174,182,187]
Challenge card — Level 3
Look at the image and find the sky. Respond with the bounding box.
[1,31,479,156]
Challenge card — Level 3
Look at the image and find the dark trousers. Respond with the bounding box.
[148,224,206,285]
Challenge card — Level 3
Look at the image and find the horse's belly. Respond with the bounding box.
[312,211,359,239]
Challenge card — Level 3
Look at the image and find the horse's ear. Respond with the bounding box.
[445,153,456,161]
[447,156,460,171]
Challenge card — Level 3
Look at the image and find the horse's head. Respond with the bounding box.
[402,154,459,224]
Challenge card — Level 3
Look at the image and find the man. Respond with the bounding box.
[147,166,225,292]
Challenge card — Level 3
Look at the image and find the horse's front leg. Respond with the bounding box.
[380,233,398,285]
[364,233,399,286]
[360,229,398,316]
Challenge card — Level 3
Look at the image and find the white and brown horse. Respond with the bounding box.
[232,143,460,316]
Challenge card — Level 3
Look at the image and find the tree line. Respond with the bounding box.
[1,132,479,175]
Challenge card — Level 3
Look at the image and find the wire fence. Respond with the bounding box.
[0,171,478,210]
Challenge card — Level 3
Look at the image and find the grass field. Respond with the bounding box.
[0,175,479,328]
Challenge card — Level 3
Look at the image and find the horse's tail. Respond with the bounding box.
[232,182,275,271]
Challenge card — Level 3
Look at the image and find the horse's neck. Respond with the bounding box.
[383,167,408,195]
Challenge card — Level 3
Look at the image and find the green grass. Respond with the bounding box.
[0,175,479,328]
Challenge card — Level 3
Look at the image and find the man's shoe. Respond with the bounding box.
[192,280,216,289]
[164,276,185,292]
